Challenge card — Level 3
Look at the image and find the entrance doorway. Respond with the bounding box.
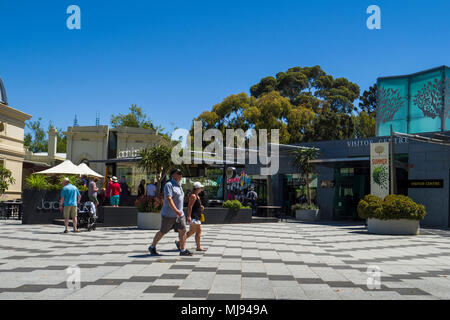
[333,167,369,220]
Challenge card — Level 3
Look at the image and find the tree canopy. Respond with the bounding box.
[194,65,379,143]
[110,104,161,131]
[24,118,67,153]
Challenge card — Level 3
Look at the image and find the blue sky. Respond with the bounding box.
[1,0,449,136]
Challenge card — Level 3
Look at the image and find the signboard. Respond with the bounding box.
[408,179,444,189]
[370,142,389,199]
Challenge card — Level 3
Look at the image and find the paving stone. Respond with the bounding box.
[1,221,449,300]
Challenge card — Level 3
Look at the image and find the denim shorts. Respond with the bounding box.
[110,195,120,206]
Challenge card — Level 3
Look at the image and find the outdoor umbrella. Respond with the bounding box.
[33,160,84,176]
[77,163,104,178]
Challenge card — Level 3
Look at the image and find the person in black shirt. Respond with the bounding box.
[176,182,206,252]
[138,179,146,198]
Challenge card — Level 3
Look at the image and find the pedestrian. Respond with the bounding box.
[119,176,130,205]
[246,187,258,216]
[146,179,157,197]
[138,179,146,198]
[109,176,122,207]
[148,168,193,256]
[60,177,81,233]
[179,182,207,252]
[238,191,246,205]
[105,175,113,205]
[88,177,100,209]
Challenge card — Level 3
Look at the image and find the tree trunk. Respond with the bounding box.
[306,173,311,206]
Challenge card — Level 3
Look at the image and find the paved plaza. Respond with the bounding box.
[0,220,450,300]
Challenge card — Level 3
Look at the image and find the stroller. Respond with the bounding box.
[77,201,97,231]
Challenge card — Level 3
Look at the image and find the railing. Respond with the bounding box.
[0,201,23,220]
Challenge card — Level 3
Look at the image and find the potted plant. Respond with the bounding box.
[136,196,163,230]
[137,144,174,197]
[357,194,426,235]
[291,147,320,221]
[292,203,320,221]
[222,200,251,211]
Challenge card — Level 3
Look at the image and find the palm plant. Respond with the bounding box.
[291,147,320,206]
[138,144,174,197]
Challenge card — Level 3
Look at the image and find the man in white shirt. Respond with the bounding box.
[146,180,157,197]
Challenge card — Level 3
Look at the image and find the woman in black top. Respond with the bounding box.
[138,179,146,198]
[177,182,206,252]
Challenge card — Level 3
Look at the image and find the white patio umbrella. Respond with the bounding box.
[77,163,104,178]
[33,160,84,176]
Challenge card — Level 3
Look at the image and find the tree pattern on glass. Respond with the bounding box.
[413,78,450,130]
[377,87,406,123]
[413,78,444,119]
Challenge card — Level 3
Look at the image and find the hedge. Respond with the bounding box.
[357,194,426,221]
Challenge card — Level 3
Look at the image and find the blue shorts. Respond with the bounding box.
[110,195,120,206]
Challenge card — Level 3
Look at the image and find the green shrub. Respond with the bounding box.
[222,200,250,211]
[357,195,383,219]
[291,203,319,211]
[25,175,50,190]
[382,194,426,220]
[25,174,88,192]
[357,194,426,221]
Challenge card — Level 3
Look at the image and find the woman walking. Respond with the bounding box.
[138,179,146,198]
[176,182,207,252]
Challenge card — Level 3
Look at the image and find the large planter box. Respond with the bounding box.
[22,189,63,224]
[367,218,420,235]
[295,209,320,222]
[97,206,137,227]
[137,212,161,230]
[201,208,252,224]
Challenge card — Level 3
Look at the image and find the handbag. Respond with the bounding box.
[200,211,205,222]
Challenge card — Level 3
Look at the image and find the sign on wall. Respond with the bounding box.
[370,142,389,199]
[408,179,444,189]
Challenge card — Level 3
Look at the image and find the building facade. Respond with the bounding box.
[64,125,165,193]
[0,97,32,200]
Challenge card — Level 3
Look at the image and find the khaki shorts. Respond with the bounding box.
[89,195,99,205]
[160,216,186,234]
[63,206,77,219]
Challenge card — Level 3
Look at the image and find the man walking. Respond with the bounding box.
[60,177,81,233]
[148,168,193,256]
[146,179,157,197]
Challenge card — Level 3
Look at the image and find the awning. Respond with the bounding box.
[309,157,369,167]
[33,160,84,175]
[77,163,104,178]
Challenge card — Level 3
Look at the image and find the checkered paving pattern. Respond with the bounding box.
[1,220,450,300]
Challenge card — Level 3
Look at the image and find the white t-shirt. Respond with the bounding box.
[146,183,157,197]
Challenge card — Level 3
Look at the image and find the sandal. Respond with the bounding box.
[196,248,207,252]
[73,230,81,233]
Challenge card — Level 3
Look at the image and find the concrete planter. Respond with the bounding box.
[97,206,137,227]
[137,212,161,230]
[367,218,420,235]
[200,208,252,224]
[295,209,320,222]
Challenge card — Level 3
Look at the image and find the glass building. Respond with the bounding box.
[377,66,450,136]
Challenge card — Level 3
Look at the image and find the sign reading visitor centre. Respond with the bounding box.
[370,142,390,199]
